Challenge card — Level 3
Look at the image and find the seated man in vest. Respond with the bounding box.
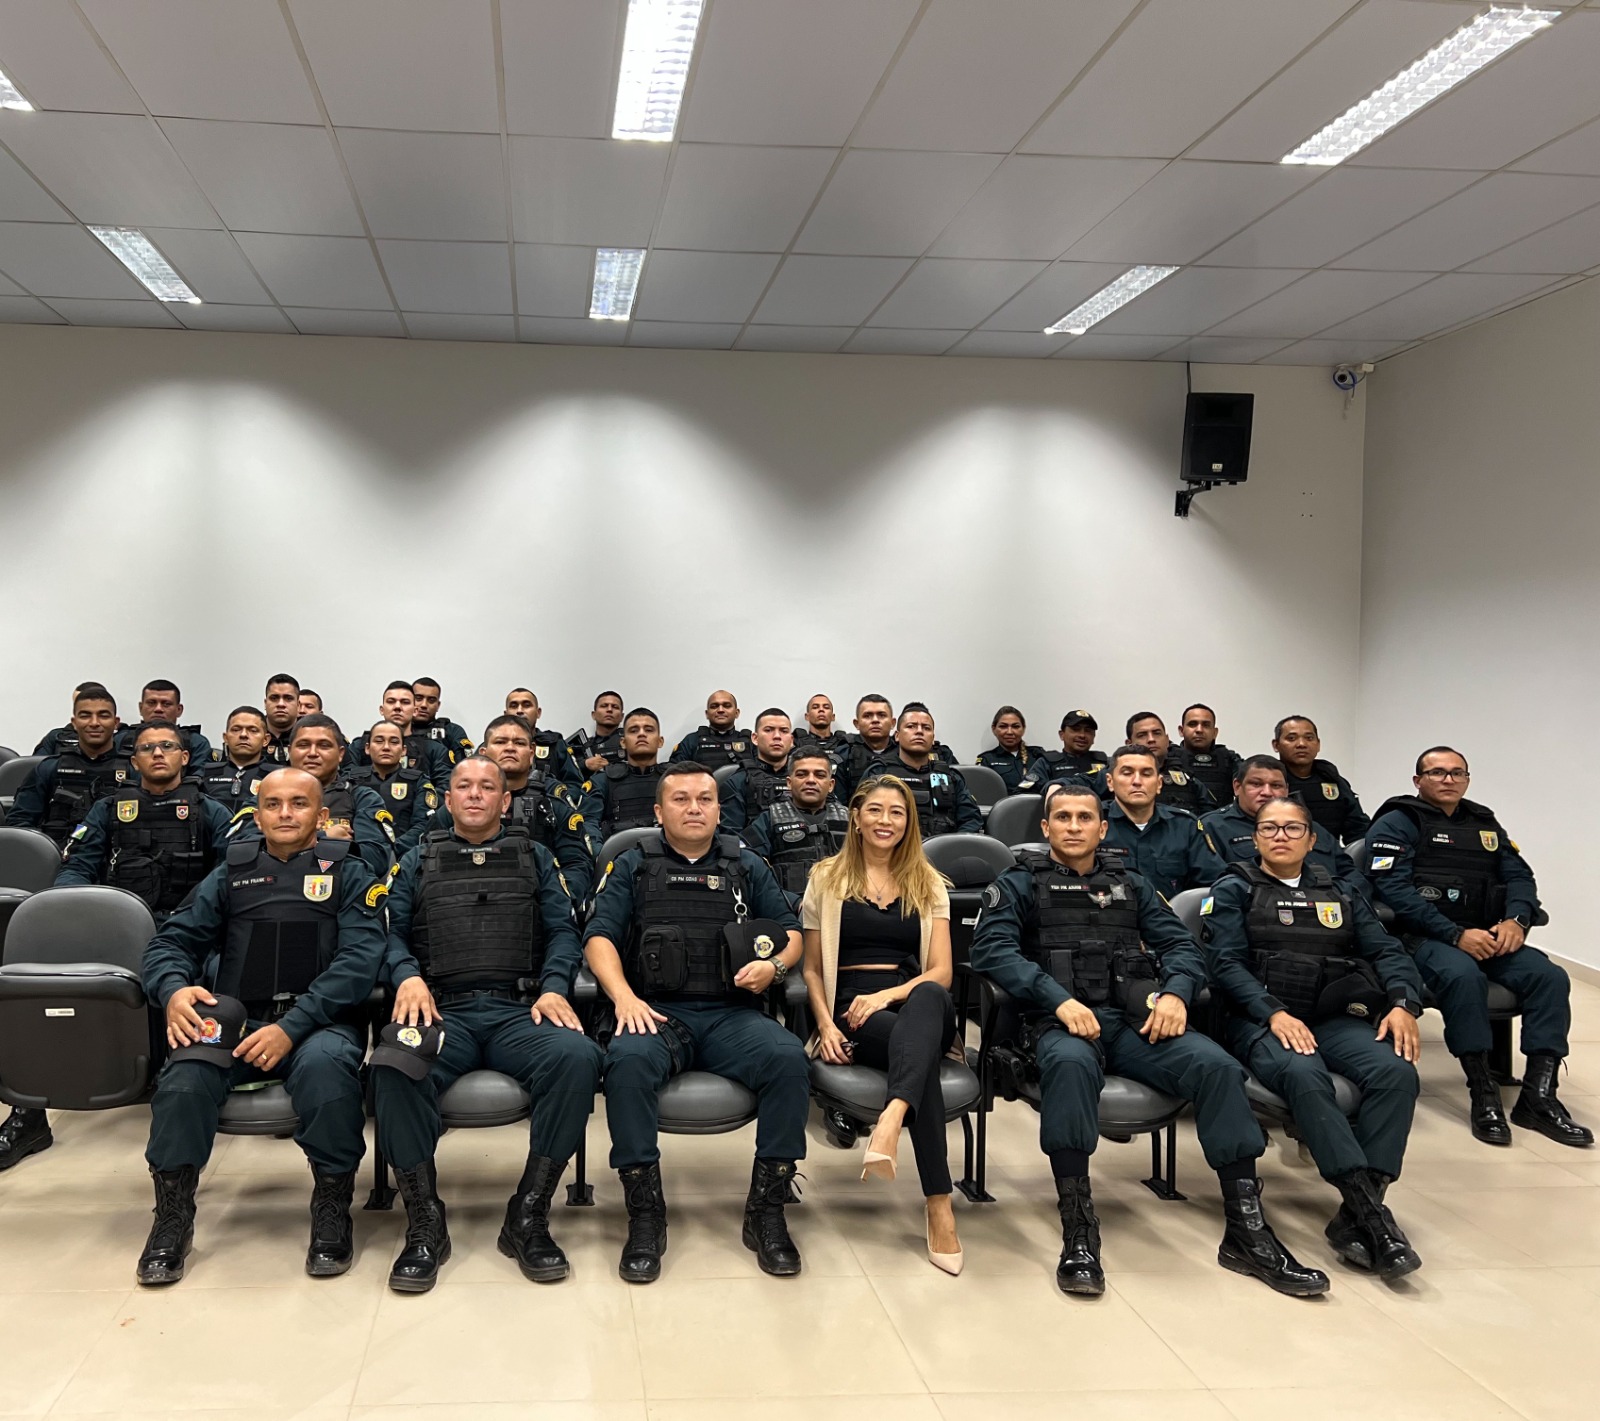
[112,679,212,764]
[1367,747,1591,1149]
[866,703,983,840]
[1124,712,1215,817]
[346,682,452,784]
[584,762,808,1282]
[297,688,323,717]
[971,784,1324,1297]
[670,689,752,769]
[372,755,604,1292]
[501,687,585,784]
[1101,745,1226,898]
[838,693,897,796]
[741,748,849,898]
[32,680,112,756]
[1271,715,1370,846]
[595,708,669,841]
[1202,797,1425,1283]
[567,690,626,775]
[411,676,474,766]
[977,706,1047,793]
[1202,755,1358,887]
[134,767,388,1286]
[10,685,132,848]
[718,708,796,833]
[348,720,439,856]
[1017,709,1110,795]
[262,673,302,764]
[1166,703,1241,809]
[195,706,275,814]
[793,692,847,771]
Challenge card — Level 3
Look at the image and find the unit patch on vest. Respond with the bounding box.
[249,779,262,796]
[303,875,333,901]
[117,801,138,823]
[1169,771,1187,784]
[115,769,127,783]
[1279,909,1295,925]
[733,742,746,753]
[1447,888,1461,902]
[392,782,408,800]
[536,745,549,759]
[1317,903,1343,929]
[781,828,806,843]
[1480,831,1499,852]
[705,875,723,891]
[471,851,486,866]
[175,802,190,820]
[1419,886,1442,900]
[1321,783,1339,799]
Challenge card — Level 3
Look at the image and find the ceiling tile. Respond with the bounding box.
[1332,174,1600,271]
[0,112,221,227]
[948,330,1063,358]
[144,228,270,305]
[288,0,499,132]
[1154,336,1292,363]
[1466,203,1600,274]
[1317,273,1560,340]
[982,261,1133,331]
[502,0,623,138]
[1053,333,1182,360]
[1191,0,1469,163]
[0,270,20,295]
[656,145,836,252]
[1064,161,1317,265]
[46,297,180,328]
[853,0,1137,152]
[736,326,854,353]
[683,0,920,146]
[0,222,146,298]
[233,232,393,309]
[405,313,514,342]
[175,302,295,333]
[377,240,512,314]
[0,0,142,112]
[338,130,507,242]
[753,255,913,326]
[161,120,363,236]
[844,328,963,355]
[1203,167,1481,268]
[1257,337,1410,366]
[79,0,319,123]
[0,294,64,323]
[867,258,1044,328]
[627,322,741,349]
[1024,0,1357,158]
[509,138,668,246]
[1515,116,1600,176]
[514,243,593,319]
[932,156,1166,260]
[633,250,781,323]
[795,150,1001,256]
[1207,269,1431,338]
[0,145,66,222]
[518,315,626,345]
[284,308,404,337]
[1094,266,1304,335]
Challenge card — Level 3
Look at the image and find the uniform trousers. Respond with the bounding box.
[1409,938,1570,1058]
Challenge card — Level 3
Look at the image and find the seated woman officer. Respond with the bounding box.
[801,774,962,1275]
[1201,796,1426,1283]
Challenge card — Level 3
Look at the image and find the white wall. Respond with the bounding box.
[0,324,1366,763]
[1359,277,1599,965]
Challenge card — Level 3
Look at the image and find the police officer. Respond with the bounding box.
[1201,755,1357,886]
[346,683,452,785]
[1124,712,1215,817]
[567,690,626,775]
[111,680,212,764]
[584,762,809,1282]
[670,690,752,769]
[977,706,1047,793]
[595,708,669,840]
[32,681,112,756]
[1202,796,1425,1282]
[1017,710,1110,794]
[838,694,897,795]
[1271,716,1370,846]
[971,784,1325,1297]
[1366,747,1591,1149]
[298,689,324,717]
[134,767,388,1286]
[372,756,604,1291]
[742,749,849,897]
[262,673,302,763]
[793,693,847,770]
[10,686,133,848]
[867,704,982,839]
[503,688,585,783]
[718,708,796,833]
[411,676,475,765]
[194,707,275,814]
[1167,704,1241,808]
[1100,746,1226,897]
[348,720,439,856]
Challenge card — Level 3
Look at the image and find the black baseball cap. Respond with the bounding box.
[370,1020,444,1080]
[1061,710,1098,730]
[169,995,249,1067]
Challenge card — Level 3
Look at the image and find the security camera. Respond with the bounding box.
[1332,365,1359,391]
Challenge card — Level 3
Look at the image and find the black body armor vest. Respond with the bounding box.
[411,831,544,991]
[686,725,750,769]
[42,749,133,846]
[1158,765,1210,816]
[881,759,960,837]
[792,730,847,770]
[737,757,791,819]
[104,780,211,913]
[1231,861,1373,1021]
[349,765,426,833]
[195,756,268,814]
[1382,795,1508,929]
[571,728,624,767]
[1019,852,1151,1009]
[628,836,749,1002]
[603,763,663,834]
[763,800,849,893]
[1168,744,1237,805]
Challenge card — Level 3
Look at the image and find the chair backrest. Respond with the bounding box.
[924,833,1015,888]
[1168,886,1210,938]
[4,885,156,971]
[596,826,663,866]
[0,827,64,894]
[1345,838,1365,866]
[712,763,742,790]
[0,755,41,801]
[985,793,1045,847]
[0,745,16,765]
[954,764,1007,813]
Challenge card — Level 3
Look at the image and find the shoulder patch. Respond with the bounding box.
[981,883,1001,910]
[1369,856,1395,872]
[567,811,584,832]
[364,880,389,910]
[375,808,394,824]
[1199,896,1214,916]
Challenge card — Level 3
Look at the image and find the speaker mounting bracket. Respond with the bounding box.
[1174,481,1223,518]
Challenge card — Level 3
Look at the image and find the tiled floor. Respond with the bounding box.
[5,983,1600,1421]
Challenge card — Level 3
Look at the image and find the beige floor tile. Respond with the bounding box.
[0,1206,155,1291]
[1362,1187,1539,1269]
[1215,1381,1521,1421]
[1418,1183,1600,1265]
[1548,1264,1600,1296]
[0,1289,126,1415]
[355,1281,641,1406]
[652,1399,941,1421]
[633,1277,923,1398]
[871,1272,1200,1393]
[935,1393,1233,1421]
[54,1412,349,1421]
[353,1406,644,1421]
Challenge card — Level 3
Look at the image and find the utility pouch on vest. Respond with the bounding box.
[236,923,322,1016]
[1255,951,1324,1021]
[108,849,164,907]
[634,925,690,994]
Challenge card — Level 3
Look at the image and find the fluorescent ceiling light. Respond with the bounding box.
[612,0,704,141]
[1045,265,1178,335]
[1283,6,1558,166]
[0,66,32,111]
[87,226,201,303]
[590,248,645,320]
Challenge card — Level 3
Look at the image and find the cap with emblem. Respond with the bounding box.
[1060,710,1098,730]
[169,995,250,1068]
[370,1020,445,1080]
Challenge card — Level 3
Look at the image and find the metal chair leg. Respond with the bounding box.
[566,1128,595,1206]
[1140,1121,1185,1201]
[1490,1017,1520,1086]
[364,1141,395,1210]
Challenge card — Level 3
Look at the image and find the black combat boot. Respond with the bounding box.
[136,1165,199,1287]
[1218,1176,1330,1296]
[1461,1052,1512,1146]
[389,1161,451,1293]
[305,1169,356,1277]
[743,1158,802,1277]
[1053,1175,1105,1296]
[1330,1169,1420,1282]
[498,1154,570,1283]
[618,1162,668,1284]
[0,1108,52,1171]
[1511,1053,1595,1147]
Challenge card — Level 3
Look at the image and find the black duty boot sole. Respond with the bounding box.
[1471,1115,1513,1147]
[388,1239,451,1295]
[742,1220,802,1276]
[1217,1242,1330,1297]
[0,1128,52,1172]
[1376,1247,1422,1283]
[1325,1216,1374,1271]
[305,1250,354,1279]
[136,1254,190,1287]
[1055,1265,1106,1297]
[1511,1103,1595,1147]
[618,1249,663,1284]
[497,1229,570,1283]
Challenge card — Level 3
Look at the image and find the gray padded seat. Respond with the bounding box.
[926,834,1015,967]
[218,1083,300,1137]
[954,764,1008,814]
[0,746,17,765]
[0,827,64,894]
[712,763,741,791]
[439,1070,530,1129]
[810,1058,980,1121]
[1345,838,1364,863]
[1005,1071,1186,1135]
[985,793,1045,847]
[0,755,41,810]
[658,1070,758,1133]
[596,826,662,865]
[1245,1070,1362,1124]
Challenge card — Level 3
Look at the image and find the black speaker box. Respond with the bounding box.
[1181,392,1253,485]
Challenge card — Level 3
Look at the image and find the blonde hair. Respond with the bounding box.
[809,775,950,919]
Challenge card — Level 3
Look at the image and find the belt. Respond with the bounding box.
[435,984,533,1008]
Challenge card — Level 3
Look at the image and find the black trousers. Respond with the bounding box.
[838,980,956,1197]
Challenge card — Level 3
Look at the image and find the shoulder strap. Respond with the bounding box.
[226,840,259,868]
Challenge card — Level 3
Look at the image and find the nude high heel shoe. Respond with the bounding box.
[927,1212,964,1276]
[860,1148,896,1182]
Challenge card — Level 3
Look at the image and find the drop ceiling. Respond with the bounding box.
[0,0,1597,363]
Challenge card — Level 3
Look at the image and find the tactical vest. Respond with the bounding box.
[1158,766,1210,816]
[881,759,959,837]
[195,757,268,813]
[793,730,846,769]
[322,779,358,827]
[1286,762,1353,836]
[411,831,544,991]
[686,725,750,769]
[1031,749,1108,792]
[264,734,293,765]
[505,778,556,849]
[603,763,663,833]
[419,720,449,744]
[349,765,426,833]
[629,835,749,1002]
[737,757,791,819]
[763,799,849,893]
[1019,852,1149,1009]
[104,780,211,913]
[1169,744,1236,806]
[1385,796,1508,929]
[216,837,350,1016]
[531,729,569,774]
[571,728,624,767]
[42,749,133,846]
[1231,861,1372,1021]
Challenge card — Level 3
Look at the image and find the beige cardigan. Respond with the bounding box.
[800,877,950,1057]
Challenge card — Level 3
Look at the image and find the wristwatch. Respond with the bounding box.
[770,958,790,985]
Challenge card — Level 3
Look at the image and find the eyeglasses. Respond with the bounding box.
[1419,768,1469,781]
[1254,822,1309,840]
[136,740,182,755]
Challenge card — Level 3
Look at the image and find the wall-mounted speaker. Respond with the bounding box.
[1180,392,1254,486]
